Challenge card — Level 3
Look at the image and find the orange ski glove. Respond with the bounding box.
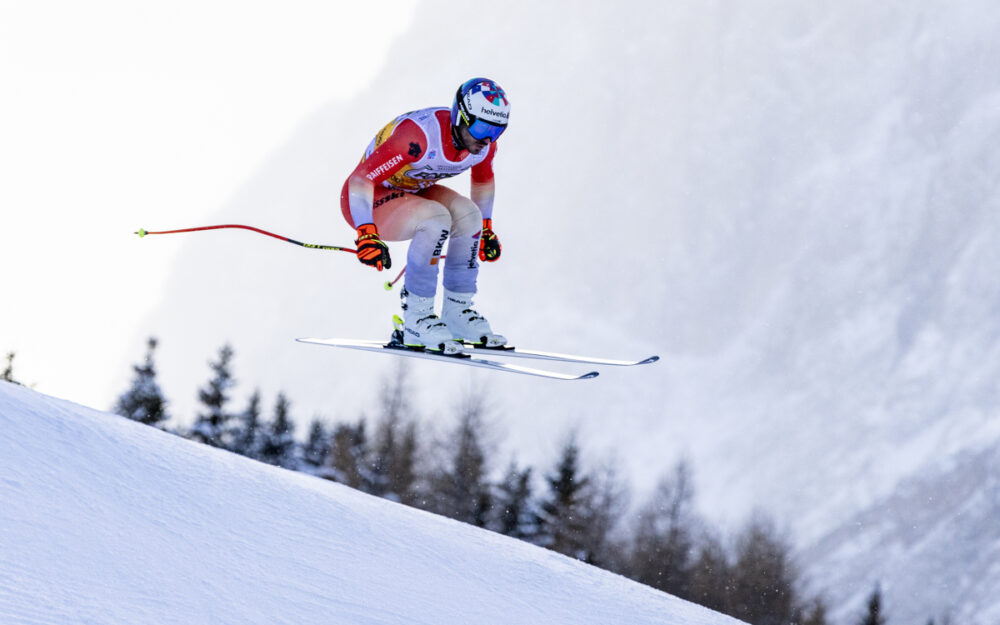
[355,223,391,271]
[478,218,501,262]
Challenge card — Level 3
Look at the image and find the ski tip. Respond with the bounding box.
[579,371,600,380]
[639,355,660,365]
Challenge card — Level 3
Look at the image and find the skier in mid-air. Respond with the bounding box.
[137,76,655,377]
[340,77,510,355]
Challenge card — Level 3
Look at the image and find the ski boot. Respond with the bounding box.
[395,287,464,355]
[441,289,507,348]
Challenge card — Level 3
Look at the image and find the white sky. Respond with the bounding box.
[0,0,416,406]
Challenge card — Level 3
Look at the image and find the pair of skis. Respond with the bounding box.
[296,334,658,381]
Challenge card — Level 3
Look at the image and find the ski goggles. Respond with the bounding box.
[465,115,507,142]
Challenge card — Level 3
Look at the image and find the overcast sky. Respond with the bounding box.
[0,1,415,404]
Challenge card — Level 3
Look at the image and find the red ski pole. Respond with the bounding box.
[136,223,442,292]
[135,224,356,253]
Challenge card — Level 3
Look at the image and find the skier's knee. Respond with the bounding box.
[450,198,482,237]
[416,203,452,236]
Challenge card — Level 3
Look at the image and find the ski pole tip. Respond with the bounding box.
[384,281,393,291]
[135,228,148,238]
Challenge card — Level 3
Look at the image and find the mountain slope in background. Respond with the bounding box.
[803,443,1000,625]
[0,381,742,625]
[132,3,1000,623]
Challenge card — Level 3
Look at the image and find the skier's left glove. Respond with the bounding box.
[479,218,501,262]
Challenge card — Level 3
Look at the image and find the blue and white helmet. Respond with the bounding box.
[451,77,510,142]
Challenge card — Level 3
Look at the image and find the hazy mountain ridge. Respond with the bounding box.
[803,443,1000,625]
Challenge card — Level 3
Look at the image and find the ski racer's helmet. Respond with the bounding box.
[451,77,510,142]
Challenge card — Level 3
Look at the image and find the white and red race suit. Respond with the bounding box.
[339,107,499,297]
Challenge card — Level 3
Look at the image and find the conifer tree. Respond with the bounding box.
[368,423,394,497]
[321,419,371,490]
[688,530,731,614]
[258,392,297,469]
[231,389,263,460]
[114,338,169,427]
[368,364,420,503]
[858,585,886,625]
[428,393,492,526]
[728,514,797,625]
[384,419,420,505]
[628,461,697,598]
[189,344,236,449]
[301,418,332,471]
[491,460,540,540]
[796,598,830,625]
[577,462,629,568]
[537,434,591,558]
[1,351,21,385]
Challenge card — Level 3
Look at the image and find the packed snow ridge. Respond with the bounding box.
[0,381,743,625]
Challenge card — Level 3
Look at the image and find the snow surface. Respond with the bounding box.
[0,381,743,625]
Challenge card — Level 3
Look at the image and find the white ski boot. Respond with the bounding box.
[441,289,508,347]
[398,288,464,355]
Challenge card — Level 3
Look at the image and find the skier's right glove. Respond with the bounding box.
[355,223,391,271]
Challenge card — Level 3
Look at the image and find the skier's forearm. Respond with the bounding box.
[470,142,496,219]
[471,179,495,220]
[347,176,375,227]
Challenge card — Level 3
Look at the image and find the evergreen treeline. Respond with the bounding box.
[112,339,940,625]
[2,351,23,386]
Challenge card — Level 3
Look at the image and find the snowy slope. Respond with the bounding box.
[0,381,742,625]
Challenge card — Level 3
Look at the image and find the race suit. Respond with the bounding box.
[340,107,497,297]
